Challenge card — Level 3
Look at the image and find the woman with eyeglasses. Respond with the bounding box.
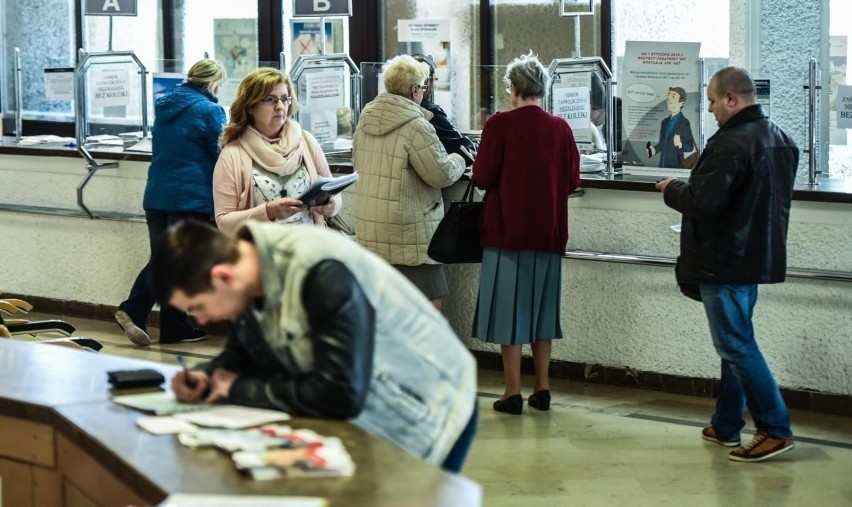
[352,55,466,310]
[472,52,580,415]
[212,67,340,233]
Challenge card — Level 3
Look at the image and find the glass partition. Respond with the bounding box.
[827,0,852,179]
[289,55,359,154]
[1,0,76,126]
[360,62,511,135]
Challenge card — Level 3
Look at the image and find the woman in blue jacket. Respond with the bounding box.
[114,59,227,346]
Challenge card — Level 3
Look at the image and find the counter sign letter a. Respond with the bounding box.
[102,0,120,11]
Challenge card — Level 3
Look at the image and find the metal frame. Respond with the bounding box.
[560,0,594,16]
[13,48,23,142]
[73,49,149,220]
[546,56,616,176]
[288,52,361,141]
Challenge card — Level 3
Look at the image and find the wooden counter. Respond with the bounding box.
[0,340,481,506]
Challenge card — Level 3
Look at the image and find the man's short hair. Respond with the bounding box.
[669,87,687,104]
[712,66,756,99]
[149,220,240,305]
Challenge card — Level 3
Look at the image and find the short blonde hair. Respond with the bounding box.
[383,55,429,96]
[505,51,547,100]
[186,59,227,94]
[220,67,299,146]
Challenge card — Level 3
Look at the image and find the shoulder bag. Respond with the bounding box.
[427,179,483,264]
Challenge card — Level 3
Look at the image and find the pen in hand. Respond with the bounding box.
[176,355,196,388]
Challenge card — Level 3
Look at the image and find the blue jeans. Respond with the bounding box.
[700,284,792,440]
[441,404,478,473]
[119,210,212,341]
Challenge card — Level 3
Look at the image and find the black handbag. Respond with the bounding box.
[427,179,484,263]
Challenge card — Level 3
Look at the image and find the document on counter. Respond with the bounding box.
[159,494,327,507]
[114,391,289,429]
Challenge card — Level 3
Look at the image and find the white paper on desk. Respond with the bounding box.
[137,415,199,435]
[159,494,327,507]
[173,406,289,429]
[112,391,209,416]
[125,136,152,153]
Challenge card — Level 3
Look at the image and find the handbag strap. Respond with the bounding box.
[461,178,476,202]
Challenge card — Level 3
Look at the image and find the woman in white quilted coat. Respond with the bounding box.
[352,55,466,310]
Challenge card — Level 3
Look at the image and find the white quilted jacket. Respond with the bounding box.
[353,93,465,265]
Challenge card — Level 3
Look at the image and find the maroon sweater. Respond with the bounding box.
[472,105,580,254]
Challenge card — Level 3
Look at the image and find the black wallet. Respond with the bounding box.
[107,369,165,389]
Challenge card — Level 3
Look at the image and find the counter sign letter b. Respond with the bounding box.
[85,0,138,17]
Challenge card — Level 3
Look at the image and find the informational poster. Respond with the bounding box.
[621,41,701,171]
[90,67,130,107]
[398,19,451,92]
[291,21,334,64]
[43,68,74,101]
[551,72,592,146]
[214,18,257,106]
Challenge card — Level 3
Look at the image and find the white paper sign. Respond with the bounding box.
[308,111,337,144]
[43,68,74,101]
[91,68,130,107]
[398,20,450,41]
[552,87,591,130]
[836,85,852,129]
[305,71,344,111]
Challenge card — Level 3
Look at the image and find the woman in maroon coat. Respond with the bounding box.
[472,52,580,415]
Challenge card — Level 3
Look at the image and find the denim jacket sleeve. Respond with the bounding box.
[227,259,376,418]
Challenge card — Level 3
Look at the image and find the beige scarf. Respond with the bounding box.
[238,118,305,176]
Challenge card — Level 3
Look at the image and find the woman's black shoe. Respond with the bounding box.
[493,394,523,415]
[528,390,551,411]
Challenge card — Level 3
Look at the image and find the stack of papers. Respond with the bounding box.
[179,425,356,480]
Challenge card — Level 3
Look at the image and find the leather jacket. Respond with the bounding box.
[663,105,799,284]
[199,222,477,466]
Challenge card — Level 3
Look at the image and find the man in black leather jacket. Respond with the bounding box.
[148,220,478,473]
[656,67,798,463]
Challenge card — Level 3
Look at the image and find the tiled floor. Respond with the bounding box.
[10,312,852,506]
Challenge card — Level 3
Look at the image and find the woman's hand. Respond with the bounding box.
[171,370,211,403]
[309,200,336,218]
[265,198,304,220]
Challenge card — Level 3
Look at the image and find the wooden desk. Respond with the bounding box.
[0,340,481,506]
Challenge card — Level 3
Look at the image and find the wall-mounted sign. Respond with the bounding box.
[754,79,770,117]
[560,0,594,16]
[43,68,75,101]
[85,0,138,17]
[293,0,352,17]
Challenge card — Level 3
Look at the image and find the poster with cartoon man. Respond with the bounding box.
[621,41,701,170]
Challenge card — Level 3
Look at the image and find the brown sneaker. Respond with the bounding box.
[701,426,740,447]
[729,431,795,462]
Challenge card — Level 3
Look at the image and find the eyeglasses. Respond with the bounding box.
[413,84,428,92]
[505,84,513,94]
[259,95,292,107]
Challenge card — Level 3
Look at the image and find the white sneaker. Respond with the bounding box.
[114,310,151,346]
